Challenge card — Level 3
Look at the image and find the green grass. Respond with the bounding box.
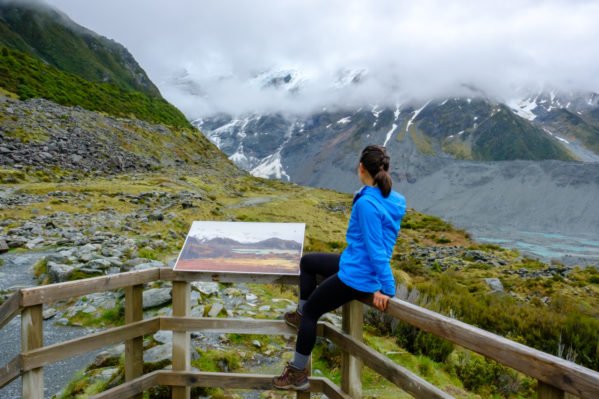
[0,4,160,98]
[0,48,191,128]
[409,126,436,156]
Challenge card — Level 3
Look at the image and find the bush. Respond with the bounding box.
[414,330,455,362]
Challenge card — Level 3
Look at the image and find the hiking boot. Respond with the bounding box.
[272,362,309,391]
[284,309,302,329]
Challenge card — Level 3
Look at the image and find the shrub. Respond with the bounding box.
[414,330,455,362]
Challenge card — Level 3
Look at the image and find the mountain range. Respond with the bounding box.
[193,71,599,265]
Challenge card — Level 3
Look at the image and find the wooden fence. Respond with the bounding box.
[0,267,598,399]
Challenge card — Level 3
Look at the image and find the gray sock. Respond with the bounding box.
[292,351,310,370]
[298,299,307,314]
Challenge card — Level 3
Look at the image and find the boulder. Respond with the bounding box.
[0,239,9,254]
[191,281,219,296]
[208,303,224,317]
[48,262,75,283]
[143,288,172,309]
[143,342,172,364]
[153,330,173,344]
[132,260,165,271]
[88,258,112,270]
[484,278,504,292]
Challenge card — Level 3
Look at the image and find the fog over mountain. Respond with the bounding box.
[44,0,599,119]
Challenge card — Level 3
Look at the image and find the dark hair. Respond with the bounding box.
[360,145,392,197]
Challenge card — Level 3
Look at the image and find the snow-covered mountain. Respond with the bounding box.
[191,81,599,266]
[195,91,599,182]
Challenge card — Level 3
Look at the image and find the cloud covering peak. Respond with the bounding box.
[46,0,599,117]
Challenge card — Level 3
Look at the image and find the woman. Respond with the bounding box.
[273,145,406,390]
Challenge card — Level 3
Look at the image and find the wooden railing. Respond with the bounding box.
[0,267,598,399]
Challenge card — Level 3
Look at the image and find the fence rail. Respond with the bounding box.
[0,267,597,399]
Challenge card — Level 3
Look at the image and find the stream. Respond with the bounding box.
[0,250,102,399]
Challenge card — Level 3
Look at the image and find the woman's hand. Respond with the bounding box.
[373,291,390,311]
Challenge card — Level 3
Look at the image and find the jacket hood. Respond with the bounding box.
[361,186,406,221]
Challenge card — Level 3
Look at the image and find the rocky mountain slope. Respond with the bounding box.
[0,94,235,183]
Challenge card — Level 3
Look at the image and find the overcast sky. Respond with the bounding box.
[45,0,599,118]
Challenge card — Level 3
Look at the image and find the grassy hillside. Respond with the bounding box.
[471,106,575,161]
[0,48,192,128]
[417,98,493,140]
[413,101,576,161]
[0,2,160,97]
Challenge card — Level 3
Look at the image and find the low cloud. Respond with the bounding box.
[46,0,599,118]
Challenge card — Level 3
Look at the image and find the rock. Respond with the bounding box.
[223,287,241,296]
[43,307,58,320]
[25,236,44,249]
[190,290,202,303]
[0,239,8,253]
[149,212,164,221]
[7,238,26,248]
[132,260,165,271]
[88,258,112,270]
[47,262,75,283]
[81,305,98,314]
[484,278,504,292]
[190,306,205,318]
[78,243,98,253]
[46,252,70,263]
[191,281,219,296]
[258,305,271,312]
[245,293,258,301]
[208,303,224,317]
[142,288,172,309]
[143,343,172,364]
[94,367,119,383]
[125,258,153,268]
[252,340,261,348]
[153,330,173,344]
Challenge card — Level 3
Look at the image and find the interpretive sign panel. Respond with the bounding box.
[173,221,305,274]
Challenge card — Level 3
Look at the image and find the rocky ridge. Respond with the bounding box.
[0,95,233,182]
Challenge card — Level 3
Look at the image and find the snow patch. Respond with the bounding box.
[405,101,430,133]
[507,98,537,121]
[394,103,401,120]
[336,117,351,125]
[250,152,290,180]
[371,105,381,127]
[383,124,398,147]
[543,128,570,144]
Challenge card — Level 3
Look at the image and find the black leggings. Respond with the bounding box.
[296,253,369,355]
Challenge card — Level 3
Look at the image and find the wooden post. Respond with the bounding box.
[341,300,363,398]
[172,281,190,399]
[22,304,43,399]
[125,284,144,399]
[538,380,565,399]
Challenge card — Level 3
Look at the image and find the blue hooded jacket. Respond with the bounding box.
[338,186,406,296]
